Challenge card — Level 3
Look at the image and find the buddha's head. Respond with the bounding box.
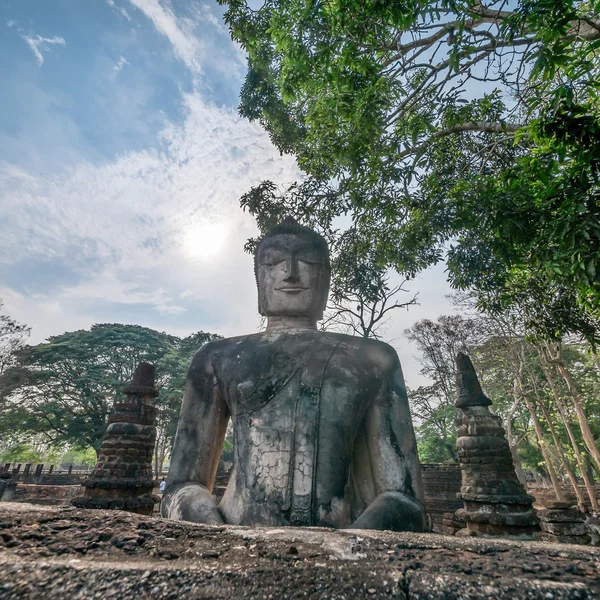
[255,217,330,321]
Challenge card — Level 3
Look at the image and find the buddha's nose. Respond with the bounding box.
[283,258,300,282]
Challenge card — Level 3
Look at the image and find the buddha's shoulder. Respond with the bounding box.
[323,331,400,371]
[189,335,249,364]
[189,331,400,372]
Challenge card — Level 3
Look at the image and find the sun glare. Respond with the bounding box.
[182,222,228,260]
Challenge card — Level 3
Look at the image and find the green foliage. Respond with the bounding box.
[59,446,97,468]
[0,324,221,456]
[415,403,458,464]
[409,305,600,489]
[221,438,234,463]
[220,0,600,341]
[0,443,43,464]
[0,300,30,377]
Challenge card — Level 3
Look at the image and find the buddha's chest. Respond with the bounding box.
[217,335,378,429]
[215,335,381,525]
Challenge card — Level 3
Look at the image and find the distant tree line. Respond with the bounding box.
[0,303,220,476]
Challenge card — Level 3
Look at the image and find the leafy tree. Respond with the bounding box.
[1,324,220,459]
[59,446,98,469]
[322,273,416,339]
[221,0,600,338]
[0,300,29,379]
[153,331,220,475]
[404,315,482,463]
[0,302,31,454]
[410,388,458,464]
[0,443,43,465]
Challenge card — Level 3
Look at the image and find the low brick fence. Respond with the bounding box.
[0,463,92,486]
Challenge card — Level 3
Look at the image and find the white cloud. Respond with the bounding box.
[194,3,226,34]
[21,34,66,66]
[106,0,132,21]
[0,161,39,187]
[113,56,129,72]
[127,0,204,74]
[0,92,299,342]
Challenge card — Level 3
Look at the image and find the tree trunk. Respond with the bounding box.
[592,352,600,377]
[154,427,162,479]
[523,396,565,502]
[157,434,168,477]
[505,395,527,485]
[506,355,528,485]
[533,389,587,510]
[545,342,600,474]
[539,353,598,512]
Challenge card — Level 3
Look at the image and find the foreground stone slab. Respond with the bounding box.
[0,504,598,599]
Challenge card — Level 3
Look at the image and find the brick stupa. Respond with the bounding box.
[72,362,159,515]
[454,353,539,537]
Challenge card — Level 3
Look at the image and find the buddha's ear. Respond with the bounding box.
[257,284,268,316]
[318,270,331,318]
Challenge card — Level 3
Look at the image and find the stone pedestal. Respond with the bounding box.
[72,362,159,515]
[454,353,539,538]
[536,502,590,545]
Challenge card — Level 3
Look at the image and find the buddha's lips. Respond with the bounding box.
[275,286,308,292]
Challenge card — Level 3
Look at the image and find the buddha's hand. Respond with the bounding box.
[350,491,424,532]
[160,482,224,525]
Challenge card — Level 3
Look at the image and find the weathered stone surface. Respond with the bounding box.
[538,508,586,523]
[1,504,599,599]
[536,533,592,545]
[71,362,158,515]
[541,521,588,536]
[163,218,425,532]
[535,505,592,545]
[454,354,538,538]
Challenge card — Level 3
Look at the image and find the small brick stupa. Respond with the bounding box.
[454,353,539,537]
[72,362,159,515]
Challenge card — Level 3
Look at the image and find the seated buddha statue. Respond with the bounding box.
[161,217,425,531]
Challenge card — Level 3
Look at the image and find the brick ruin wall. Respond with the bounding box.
[420,464,463,532]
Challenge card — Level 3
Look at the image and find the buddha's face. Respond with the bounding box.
[256,233,330,320]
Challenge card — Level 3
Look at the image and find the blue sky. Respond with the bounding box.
[0,0,453,387]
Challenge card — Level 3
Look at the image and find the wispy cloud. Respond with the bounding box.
[193,3,226,34]
[113,56,129,72]
[21,34,65,66]
[127,0,204,74]
[106,0,131,21]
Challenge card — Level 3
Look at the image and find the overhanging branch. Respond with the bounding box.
[392,121,524,163]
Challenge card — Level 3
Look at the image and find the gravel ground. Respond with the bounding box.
[1,503,599,599]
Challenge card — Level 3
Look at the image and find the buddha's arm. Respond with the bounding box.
[161,348,230,524]
[350,352,425,532]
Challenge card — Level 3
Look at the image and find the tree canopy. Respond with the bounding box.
[220,0,600,341]
[0,300,30,379]
[0,323,220,459]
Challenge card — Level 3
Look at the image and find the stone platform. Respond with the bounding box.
[0,504,598,599]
